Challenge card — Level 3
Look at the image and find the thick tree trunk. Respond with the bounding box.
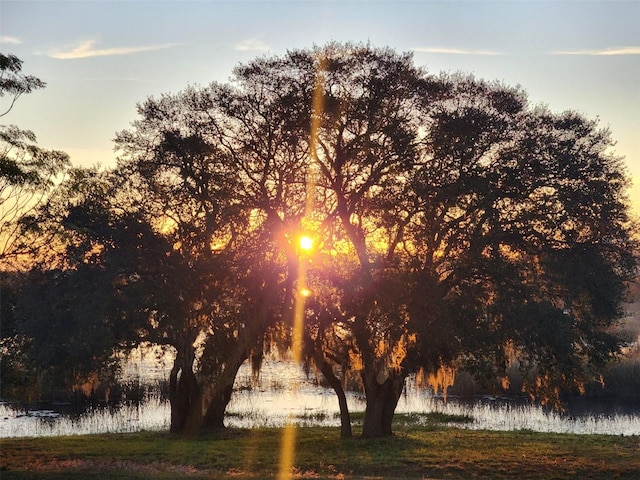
[168,293,267,434]
[169,349,201,435]
[201,350,248,430]
[319,360,352,438]
[202,383,233,429]
[361,368,406,438]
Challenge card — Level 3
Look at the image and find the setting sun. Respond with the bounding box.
[299,287,311,297]
[299,235,314,252]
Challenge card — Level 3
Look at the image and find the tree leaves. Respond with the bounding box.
[5,45,637,425]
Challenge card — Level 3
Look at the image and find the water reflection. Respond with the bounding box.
[2,359,639,438]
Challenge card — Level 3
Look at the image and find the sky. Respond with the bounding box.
[1,0,639,210]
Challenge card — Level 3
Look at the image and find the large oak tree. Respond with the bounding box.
[198,44,636,437]
[10,44,635,439]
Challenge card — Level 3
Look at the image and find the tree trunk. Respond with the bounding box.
[169,348,201,435]
[201,350,248,430]
[202,383,233,429]
[361,368,405,438]
[319,360,352,438]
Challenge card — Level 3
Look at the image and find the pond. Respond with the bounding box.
[2,358,639,438]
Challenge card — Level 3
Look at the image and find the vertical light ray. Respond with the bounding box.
[277,423,297,480]
[291,53,325,363]
[291,257,308,364]
[277,52,326,480]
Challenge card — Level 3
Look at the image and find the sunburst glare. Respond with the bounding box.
[277,52,327,480]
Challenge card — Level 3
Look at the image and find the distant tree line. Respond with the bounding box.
[1,45,637,438]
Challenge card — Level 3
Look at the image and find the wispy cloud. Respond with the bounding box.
[235,38,270,53]
[414,47,502,56]
[553,46,640,56]
[1,36,22,45]
[50,40,179,59]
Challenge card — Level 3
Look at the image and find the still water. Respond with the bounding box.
[2,357,639,438]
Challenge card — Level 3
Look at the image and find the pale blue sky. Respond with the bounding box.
[2,0,639,209]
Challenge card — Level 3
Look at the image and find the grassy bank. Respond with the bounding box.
[1,422,638,479]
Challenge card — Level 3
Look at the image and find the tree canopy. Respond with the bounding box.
[0,53,70,268]
[0,53,71,399]
[6,44,637,438]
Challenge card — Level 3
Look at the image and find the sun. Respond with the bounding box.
[299,235,314,252]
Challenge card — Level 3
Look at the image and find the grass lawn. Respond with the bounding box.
[1,420,639,479]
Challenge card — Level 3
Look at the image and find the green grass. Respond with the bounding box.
[1,426,638,479]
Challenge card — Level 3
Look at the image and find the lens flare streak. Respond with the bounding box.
[277,53,327,480]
